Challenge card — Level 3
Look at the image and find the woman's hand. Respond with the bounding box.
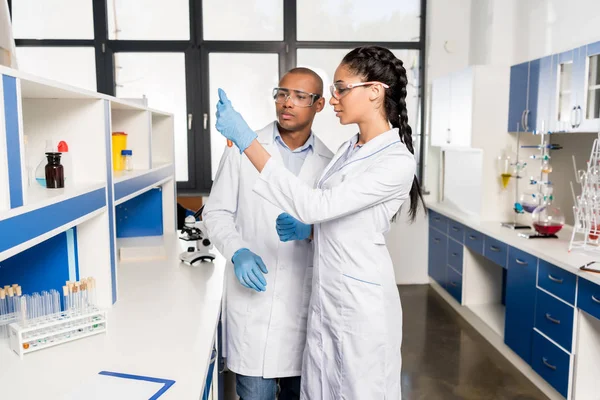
[215,88,257,153]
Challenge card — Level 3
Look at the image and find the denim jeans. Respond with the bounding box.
[235,374,301,400]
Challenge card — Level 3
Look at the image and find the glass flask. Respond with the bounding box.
[531,195,565,236]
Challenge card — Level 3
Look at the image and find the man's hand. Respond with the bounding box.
[232,248,268,292]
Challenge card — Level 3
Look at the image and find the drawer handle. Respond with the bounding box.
[542,357,557,371]
[592,295,600,304]
[548,274,563,284]
[516,258,528,265]
[450,281,458,287]
[490,246,501,252]
[545,313,561,325]
[434,238,440,244]
[468,235,477,240]
[434,217,441,221]
[452,226,460,232]
[452,252,458,257]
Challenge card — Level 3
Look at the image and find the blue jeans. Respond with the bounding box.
[236,374,301,400]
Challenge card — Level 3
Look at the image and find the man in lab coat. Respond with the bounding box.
[203,68,333,400]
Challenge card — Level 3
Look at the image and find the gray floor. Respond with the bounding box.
[223,285,549,399]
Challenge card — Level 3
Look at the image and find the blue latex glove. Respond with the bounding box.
[215,89,257,153]
[232,248,268,292]
[276,213,312,242]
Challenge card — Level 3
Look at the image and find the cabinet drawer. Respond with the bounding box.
[428,228,447,287]
[538,260,576,305]
[532,331,570,398]
[448,220,465,243]
[535,289,574,352]
[447,239,463,274]
[446,266,462,304]
[508,247,538,271]
[484,237,508,268]
[429,210,448,233]
[577,278,600,321]
[465,228,484,255]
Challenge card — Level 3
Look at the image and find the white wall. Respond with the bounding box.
[391,0,472,284]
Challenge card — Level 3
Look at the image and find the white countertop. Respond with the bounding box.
[428,202,600,286]
[0,234,226,399]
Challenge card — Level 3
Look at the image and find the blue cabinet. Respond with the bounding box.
[446,266,462,303]
[535,289,574,352]
[428,227,447,287]
[484,236,508,268]
[504,247,538,365]
[429,211,448,233]
[448,220,465,243]
[507,59,540,133]
[447,239,464,274]
[577,42,600,132]
[532,331,570,398]
[464,228,484,255]
[577,277,600,320]
[538,260,577,305]
[535,55,554,132]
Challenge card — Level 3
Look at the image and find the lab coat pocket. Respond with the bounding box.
[340,274,385,335]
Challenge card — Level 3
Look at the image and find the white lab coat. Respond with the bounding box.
[203,122,333,378]
[253,128,415,399]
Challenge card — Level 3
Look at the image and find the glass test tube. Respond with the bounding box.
[0,289,6,338]
[6,287,14,314]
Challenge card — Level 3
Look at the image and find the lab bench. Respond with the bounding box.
[428,203,600,400]
[0,235,226,399]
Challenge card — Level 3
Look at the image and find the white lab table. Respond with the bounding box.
[0,234,225,399]
[428,202,599,284]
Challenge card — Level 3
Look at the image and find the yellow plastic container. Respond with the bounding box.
[112,132,128,171]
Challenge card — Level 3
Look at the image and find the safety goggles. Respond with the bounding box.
[329,81,390,100]
[272,87,322,108]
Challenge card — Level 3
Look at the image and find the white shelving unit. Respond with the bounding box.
[0,65,176,308]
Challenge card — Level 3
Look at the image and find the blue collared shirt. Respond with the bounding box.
[273,124,314,176]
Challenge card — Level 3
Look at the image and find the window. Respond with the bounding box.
[16,47,97,91]
[12,0,94,39]
[11,0,426,193]
[107,0,190,40]
[114,53,189,181]
[203,0,283,41]
[297,0,421,42]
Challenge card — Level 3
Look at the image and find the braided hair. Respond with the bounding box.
[342,46,425,222]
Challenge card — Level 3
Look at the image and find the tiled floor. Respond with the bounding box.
[223,284,549,399]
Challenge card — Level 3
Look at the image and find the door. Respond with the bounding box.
[526,59,540,133]
[507,62,529,132]
[428,228,447,286]
[536,55,554,133]
[430,75,451,146]
[504,247,537,365]
[448,67,473,147]
[552,50,576,132]
[579,41,600,132]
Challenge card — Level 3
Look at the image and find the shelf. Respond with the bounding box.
[113,163,174,205]
[469,303,506,338]
[0,183,107,262]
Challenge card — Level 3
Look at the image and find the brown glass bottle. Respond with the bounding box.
[45,152,65,189]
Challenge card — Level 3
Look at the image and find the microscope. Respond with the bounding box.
[179,205,216,265]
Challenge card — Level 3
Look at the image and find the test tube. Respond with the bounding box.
[72,285,79,315]
[89,278,97,308]
[63,286,70,315]
[15,286,22,320]
[7,287,14,314]
[0,289,6,338]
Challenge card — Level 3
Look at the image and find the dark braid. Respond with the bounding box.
[342,46,426,222]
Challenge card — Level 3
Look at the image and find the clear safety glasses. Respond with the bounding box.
[273,87,322,108]
[329,81,390,100]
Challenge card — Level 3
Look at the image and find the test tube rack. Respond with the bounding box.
[569,132,600,253]
[8,308,107,359]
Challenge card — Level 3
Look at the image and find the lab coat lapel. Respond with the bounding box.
[317,134,358,188]
[257,121,284,166]
[297,136,330,186]
[341,129,401,168]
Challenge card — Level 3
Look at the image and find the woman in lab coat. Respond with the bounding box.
[215,45,425,399]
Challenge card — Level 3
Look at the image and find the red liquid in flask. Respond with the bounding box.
[533,223,563,236]
[590,225,599,241]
